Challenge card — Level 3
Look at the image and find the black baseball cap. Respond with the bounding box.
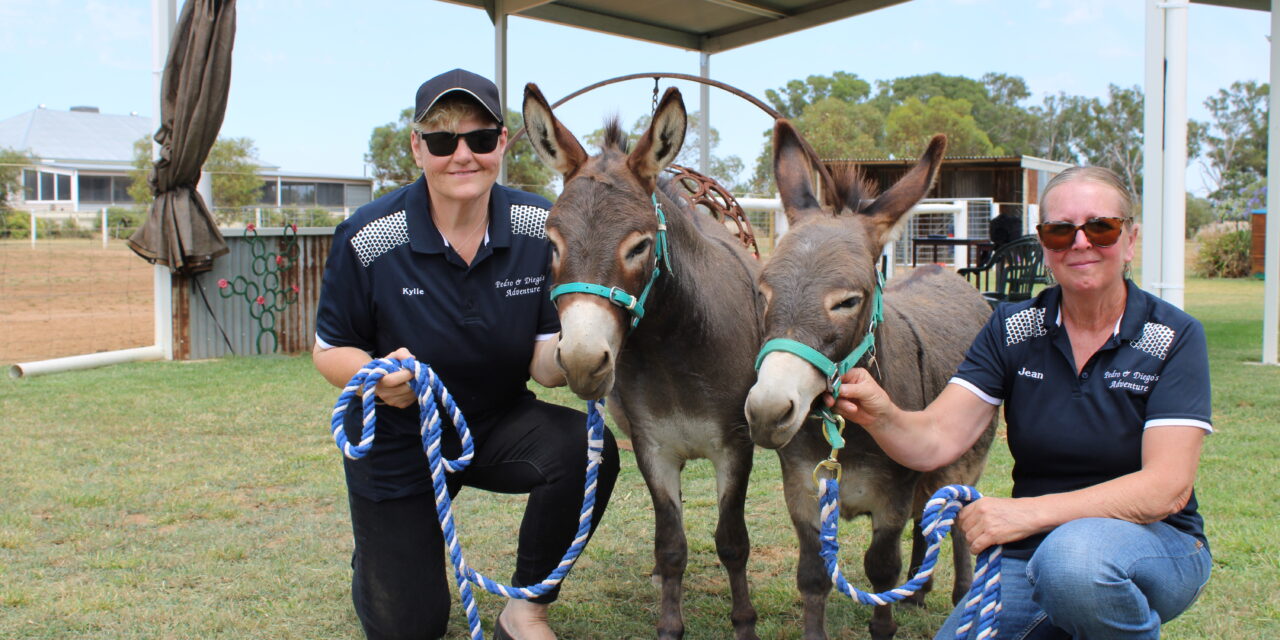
[414,69,503,125]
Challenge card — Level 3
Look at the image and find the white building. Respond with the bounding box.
[0,105,372,213]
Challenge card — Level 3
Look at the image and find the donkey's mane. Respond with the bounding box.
[602,117,631,153]
[832,165,878,214]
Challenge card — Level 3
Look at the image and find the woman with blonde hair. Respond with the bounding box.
[829,165,1212,639]
[313,69,620,640]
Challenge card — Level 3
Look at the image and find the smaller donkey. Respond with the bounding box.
[745,121,996,640]
[523,84,764,639]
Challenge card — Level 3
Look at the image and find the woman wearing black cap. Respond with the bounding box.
[313,68,620,640]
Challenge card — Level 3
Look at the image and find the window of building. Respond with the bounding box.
[79,176,112,203]
[345,184,372,208]
[112,177,134,203]
[78,175,136,204]
[23,170,37,200]
[22,169,74,201]
[259,181,277,205]
[317,183,344,207]
[281,182,316,206]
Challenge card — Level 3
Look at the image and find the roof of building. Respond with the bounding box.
[0,107,153,164]
[0,106,369,182]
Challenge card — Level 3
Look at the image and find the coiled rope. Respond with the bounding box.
[330,357,605,640]
[819,481,1002,640]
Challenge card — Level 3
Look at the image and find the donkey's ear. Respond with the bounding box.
[772,119,827,225]
[627,87,685,185]
[863,134,947,244]
[522,83,588,179]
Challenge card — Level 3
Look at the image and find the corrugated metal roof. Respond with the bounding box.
[0,108,153,163]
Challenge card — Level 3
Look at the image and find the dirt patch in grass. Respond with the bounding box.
[0,239,153,365]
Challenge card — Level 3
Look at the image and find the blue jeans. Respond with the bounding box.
[935,518,1211,640]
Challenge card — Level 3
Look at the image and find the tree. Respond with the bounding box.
[364,108,558,199]
[884,96,995,158]
[1194,80,1269,202]
[365,107,419,197]
[791,98,884,159]
[1076,85,1145,196]
[977,72,1039,156]
[0,147,33,211]
[871,73,990,112]
[1028,92,1094,164]
[128,136,154,205]
[583,111,744,191]
[130,135,262,209]
[503,109,556,201]
[764,72,872,119]
[204,137,262,210]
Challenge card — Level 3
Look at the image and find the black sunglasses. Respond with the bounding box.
[419,128,502,156]
[1035,216,1129,251]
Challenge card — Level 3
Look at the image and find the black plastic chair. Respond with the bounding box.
[957,235,1052,307]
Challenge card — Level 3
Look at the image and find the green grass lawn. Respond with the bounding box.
[1,277,1277,639]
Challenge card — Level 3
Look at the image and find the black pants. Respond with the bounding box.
[347,398,620,640]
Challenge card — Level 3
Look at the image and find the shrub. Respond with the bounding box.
[1,210,31,237]
[1193,225,1252,278]
[1185,195,1214,239]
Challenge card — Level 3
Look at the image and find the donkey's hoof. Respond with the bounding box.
[869,620,899,640]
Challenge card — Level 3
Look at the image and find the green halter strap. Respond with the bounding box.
[548,193,672,331]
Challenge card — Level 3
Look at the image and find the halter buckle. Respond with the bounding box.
[608,286,637,311]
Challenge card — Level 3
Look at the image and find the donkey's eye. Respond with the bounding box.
[627,239,652,260]
[831,296,861,311]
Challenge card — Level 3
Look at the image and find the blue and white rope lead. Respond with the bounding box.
[819,482,1002,640]
[331,357,605,640]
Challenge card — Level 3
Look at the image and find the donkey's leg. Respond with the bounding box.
[711,441,759,640]
[779,456,831,640]
[949,525,974,605]
[901,519,931,606]
[633,437,689,639]
[864,514,909,640]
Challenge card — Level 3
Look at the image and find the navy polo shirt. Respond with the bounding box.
[950,280,1212,558]
[315,176,559,500]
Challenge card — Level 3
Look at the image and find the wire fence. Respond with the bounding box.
[0,205,350,367]
[0,235,153,366]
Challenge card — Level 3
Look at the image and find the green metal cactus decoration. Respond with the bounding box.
[217,223,301,353]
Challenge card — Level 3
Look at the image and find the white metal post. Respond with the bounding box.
[30,211,35,248]
[1142,0,1166,295]
[956,201,970,269]
[1160,0,1189,310]
[700,52,711,176]
[152,0,176,360]
[1263,0,1280,365]
[494,1,508,185]
[102,207,108,248]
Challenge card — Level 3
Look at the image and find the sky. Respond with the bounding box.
[0,0,1272,195]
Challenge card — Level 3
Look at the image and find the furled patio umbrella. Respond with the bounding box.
[128,0,237,275]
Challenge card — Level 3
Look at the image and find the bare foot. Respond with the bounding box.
[498,599,556,640]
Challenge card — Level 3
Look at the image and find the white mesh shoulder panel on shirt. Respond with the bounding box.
[1005,307,1048,346]
[1129,322,1175,360]
[510,204,549,239]
[350,210,409,267]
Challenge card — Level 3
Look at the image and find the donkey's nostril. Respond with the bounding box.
[781,399,796,426]
[590,350,611,379]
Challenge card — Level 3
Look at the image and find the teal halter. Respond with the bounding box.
[548,193,672,331]
[753,272,884,449]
